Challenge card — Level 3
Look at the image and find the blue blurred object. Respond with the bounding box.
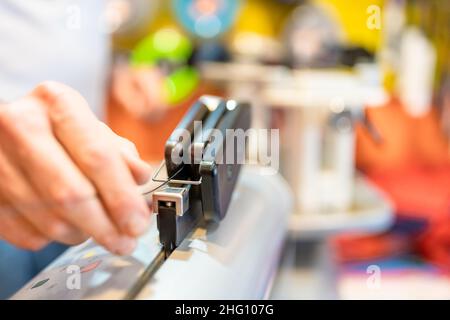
[172,0,239,39]
[341,255,439,274]
[192,41,230,63]
[0,241,67,299]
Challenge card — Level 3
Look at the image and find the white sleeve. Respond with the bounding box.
[0,0,111,119]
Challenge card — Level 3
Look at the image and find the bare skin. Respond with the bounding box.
[0,81,152,255]
[112,63,167,120]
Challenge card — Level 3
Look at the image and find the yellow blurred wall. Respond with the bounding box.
[114,0,385,54]
[315,0,384,52]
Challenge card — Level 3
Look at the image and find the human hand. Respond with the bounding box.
[0,82,152,255]
[112,63,168,121]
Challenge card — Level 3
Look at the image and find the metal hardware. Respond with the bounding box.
[151,160,202,185]
[153,186,189,216]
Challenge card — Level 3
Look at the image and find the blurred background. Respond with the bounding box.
[104,0,450,299]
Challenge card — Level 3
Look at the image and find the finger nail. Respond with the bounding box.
[125,213,149,236]
[113,236,137,255]
[141,161,152,172]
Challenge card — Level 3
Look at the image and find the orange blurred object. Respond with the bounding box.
[334,233,412,262]
[106,83,223,163]
[356,98,450,172]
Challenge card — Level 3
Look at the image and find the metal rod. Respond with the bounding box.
[151,160,202,185]
[123,249,166,300]
[141,166,184,196]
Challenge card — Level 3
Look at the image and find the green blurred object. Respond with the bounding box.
[131,28,199,105]
[164,66,199,105]
[131,28,192,65]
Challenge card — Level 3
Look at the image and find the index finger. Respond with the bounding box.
[34,82,151,237]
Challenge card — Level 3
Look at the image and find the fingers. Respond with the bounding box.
[122,150,153,185]
[0,94,137,255]
[134,68,165,109]
[35,82,151,239]
[0,195,49,251]
[100,123,152,185]
[112,64,147,116]
[133,67,167,120]
[112,64,166,119]
[0,146,87,245]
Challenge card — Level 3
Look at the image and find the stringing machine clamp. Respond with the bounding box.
[151,96,251,258]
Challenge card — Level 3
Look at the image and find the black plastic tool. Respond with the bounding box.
[153,96,251,257]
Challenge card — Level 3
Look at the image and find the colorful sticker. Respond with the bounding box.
[31,278,49,289]
[80,260,102,273]
[82,250,97,259]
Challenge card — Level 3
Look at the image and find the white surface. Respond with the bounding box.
[339,272,450,300]
[288,176,394,239]
[200,62,289,85]
[12,166,293,300]
[264,69,387,110]
[137,166,293,299]
[269,176,393,300]
[270,240,338,300]
[201,62,388,110]
[398,27,436,117]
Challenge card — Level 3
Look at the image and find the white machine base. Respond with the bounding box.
[12,166,293,300]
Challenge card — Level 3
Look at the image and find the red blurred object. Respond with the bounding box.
[337,98,450,269]
[368,165,450,269]
[335,165,450,268]
[368,165,450,221]
[334,233,412,262]
[420,216,450,271]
